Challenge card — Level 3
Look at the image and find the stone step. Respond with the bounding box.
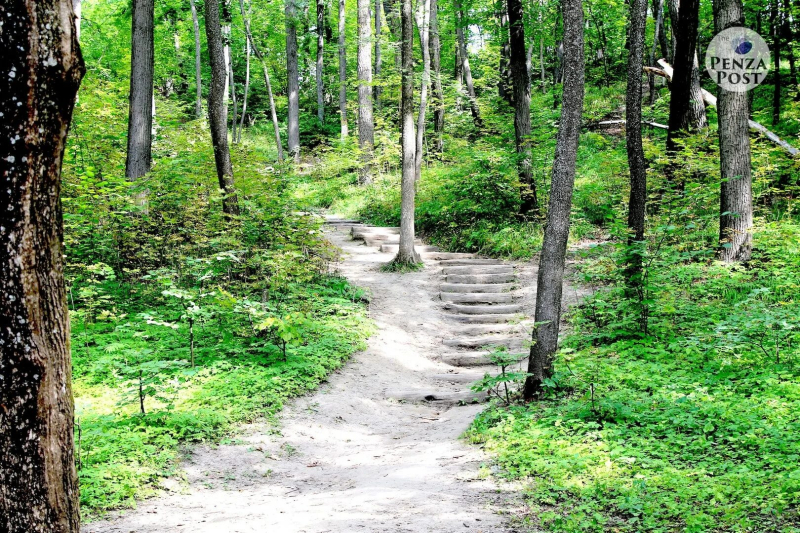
[445,273,516,284]
[446,314,517,324]
[438,259,505,266]
[442,265,513,276]
[451,323,519,336]
[352,228,401,238]
[386,389,487,404]
[440,283,515,294]
[423,252,477,260]
[439,352,527,367]
[325,219,361,224]
[443,303,523,315]
[431,372,488,384]
[440,292,514,304]
[443,336,525,349]
[380,244,440,253]
[364,237,423,247]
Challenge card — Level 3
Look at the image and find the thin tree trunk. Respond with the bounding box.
[205,0,240,214]
[784,0,797,88]
[286,0,301,160]
[126,0,155,180]
[357,0,375,183]
[508,0,536,213]
[540,37,546,92]
[229,51,239,141]
[649,0,665,106]
[430,0,444,153]
[626,0,648,296]
[222,1,231,108]
[317,0,326,123]
[0,0,84,529]
[498,7,513,104]
[339,0,349,139]
[716,0,752,262]
[238,40,251,141]
[375,0,383,107]
[395,0,421,264]
[190,0,203,118]
[772,0,782,125]
[414,0,432,181]
[239,0,285,160]
[523,0,584,400]
[74,0,82,41]
[455,0,483,128]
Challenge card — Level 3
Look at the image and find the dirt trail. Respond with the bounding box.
[85,220,524,533]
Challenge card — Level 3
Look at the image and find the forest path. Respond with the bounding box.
[85,216,538,533]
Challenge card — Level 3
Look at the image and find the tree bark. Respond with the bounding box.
[523,0,584,400]
[190,0,203,118]
[239,0,285,161]
[414,0,432,181]
[357,0,375,183]
[0,0,84,529]
[125,0,155,180]
[238,39,251,142]
[73,0,82,41]
[498,7,513,104]
[430,0,444,153]
[317,0,326,123]
[507,0,536,213]
[395,0,421,264]
[648,0,665,106]
[666,0,707,152]
[715,0,753,262]
[286,0,301,160]
[374,0,383,107]
[455,0,483,128]
[339,0,349,139]
[626,0,648,295]
[205,0,240,214]
[228,46,239,141]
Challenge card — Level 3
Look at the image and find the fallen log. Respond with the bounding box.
[597,119,669,130]
[646,60,799,157]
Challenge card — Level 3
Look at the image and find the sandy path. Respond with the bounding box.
[85,223,518,533]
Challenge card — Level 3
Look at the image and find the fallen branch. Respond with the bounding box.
[647,60,799,157]
[598,119,669,130]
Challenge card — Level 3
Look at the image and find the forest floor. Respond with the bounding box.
[84,219,549,533]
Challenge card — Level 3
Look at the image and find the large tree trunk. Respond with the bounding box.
[205,0,240,214]
[190,0,203,118]
[523,0,584,400]
[430,0,444,153]
[395,0,421,264]
[357,0,375,183]
[507,0,536,213]
[0,1,84,529]
[125,0,155,180]
[286,0,301,160]
[414,0,432,181]
[317,0,326,123]
[625,0,648,300]
[455,0,483,128]
[715,0,753,262]
[374,0,383,107]
[239,0,285,160]
[666,0,707,151]
[339,0,349,139]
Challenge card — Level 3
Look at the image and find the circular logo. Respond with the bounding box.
[705,27,770,92]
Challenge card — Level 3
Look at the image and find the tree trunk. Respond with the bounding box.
[0,1,84,529]
[648,0,665,106]
[190,0,203,118]
[666,0,707,152]
[357,0,375,183]
[414,0,432,181]
[205,0,240,214]
[228,49,239,141]
[222,1,231,108]
[430,0,444,153]
[716,0,752,262]
[238,39,251,142]
[523,0,584,400]
[73,0,82,41]
[286,0,301,160]
[498,7,513,104]
[395,0,421,264]
[772,0,782,125]
[374,0,383,107]
[625,0,648,296]
[455,0,483,128]
[239,0,285,161]
[317,0,326,123]
[540,37,546,92]
[507,0,536,213]
[125,0,155,180]
[339,0,349,139]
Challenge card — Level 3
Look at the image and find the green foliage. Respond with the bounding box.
[470,346,531,405]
